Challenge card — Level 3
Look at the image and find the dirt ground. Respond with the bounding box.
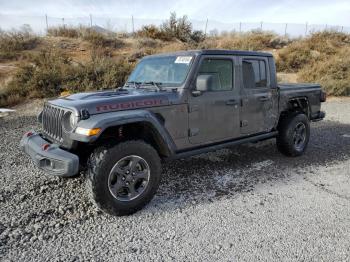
[0,98,350,261]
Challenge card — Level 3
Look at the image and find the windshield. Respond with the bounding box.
[127,55,193,87]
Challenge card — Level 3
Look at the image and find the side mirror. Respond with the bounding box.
[195,74,213,93]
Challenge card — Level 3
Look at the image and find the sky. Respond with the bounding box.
[0,0,349,34]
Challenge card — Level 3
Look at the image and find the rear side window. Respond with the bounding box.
[242,59,267,88]
[198,58,233,91]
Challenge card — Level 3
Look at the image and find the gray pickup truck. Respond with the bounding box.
[20,49,326,216]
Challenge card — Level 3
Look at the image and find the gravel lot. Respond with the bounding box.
[1,98,350,261]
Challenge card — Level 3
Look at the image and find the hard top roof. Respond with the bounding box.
[146,49,273,58]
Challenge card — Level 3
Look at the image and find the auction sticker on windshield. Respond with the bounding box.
[175,56,192,64]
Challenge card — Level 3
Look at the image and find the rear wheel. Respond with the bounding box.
[276,113,310,156]
[86,140,161,216]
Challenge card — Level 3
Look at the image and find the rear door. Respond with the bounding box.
[188,55,240,145]
[240,56,276,135]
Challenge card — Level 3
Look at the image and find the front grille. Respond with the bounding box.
[42,103,66,142]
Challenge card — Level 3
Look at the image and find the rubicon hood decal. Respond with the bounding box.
[49,88,174,116]
[96,98,167,112]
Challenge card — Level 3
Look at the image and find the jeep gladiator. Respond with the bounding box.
[20,50,326,216]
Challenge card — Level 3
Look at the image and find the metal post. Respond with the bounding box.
[90,14,92,27]
[132,15,135,35]
[204,18,208,35]
[341,26,344,32]
[62,18,65,28]
[45,14,48,31]
[284,23,288,37]
[325,24,327,31]
[239,22,242,33]
[260,21,263,31]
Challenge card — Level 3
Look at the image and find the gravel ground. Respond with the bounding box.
[1,98,350,261]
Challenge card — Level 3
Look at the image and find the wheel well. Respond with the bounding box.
[283,97,310,117]
[93,122,171,158]
[278,97,310,128]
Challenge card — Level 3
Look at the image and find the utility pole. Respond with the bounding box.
[284,23,288,37]
[45,14,48,31]
[132,15,135,35]
[204,18,208,35]
[90,14,92,27]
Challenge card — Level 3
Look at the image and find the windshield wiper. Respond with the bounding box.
[124,81,141,88]
[141,81,164,91]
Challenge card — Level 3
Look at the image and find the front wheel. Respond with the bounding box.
[86,140,161,216]
[276,113,310,157]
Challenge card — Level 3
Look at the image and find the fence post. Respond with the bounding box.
[45,14,48,32]
[132,15,135,35]
[204,18,208,35]
[90,14,92,27]
[62,18,65,28]
[341,26,344,32]
[305,22,308,36]
[284,23,287,37]
[239,22,242,33]
[260,21,263,31]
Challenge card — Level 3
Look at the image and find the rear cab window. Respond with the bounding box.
[242,58,268,89]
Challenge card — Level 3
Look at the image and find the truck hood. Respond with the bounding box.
[48,88,176,116]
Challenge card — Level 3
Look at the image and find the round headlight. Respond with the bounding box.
[62,111,77,133]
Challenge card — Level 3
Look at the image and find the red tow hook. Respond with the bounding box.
[42,143,50,151]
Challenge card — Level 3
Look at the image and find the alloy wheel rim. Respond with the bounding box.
[108,155,150,201]
[293,122,306,150]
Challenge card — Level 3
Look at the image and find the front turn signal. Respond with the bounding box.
[75,127,101,136]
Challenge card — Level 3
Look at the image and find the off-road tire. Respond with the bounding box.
[86,140,161,216]
[276,113,310,157]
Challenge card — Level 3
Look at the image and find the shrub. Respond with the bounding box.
[1,47,133,107]
[82,29,124,48]
[0,29,39,60]
[298,47,350,96]
[216,31,280,51]
[136,25,169,40]
[47,26,80,38]
[135,37,162,49]
[276,31,350,72]
[136,13,205,43]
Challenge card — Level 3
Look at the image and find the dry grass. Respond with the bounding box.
[298,47,350,96]
[0,47,133,107]
[198,31,290,51]
[276,31,350,95]
[1,25,350,107]
[0,31,39,61]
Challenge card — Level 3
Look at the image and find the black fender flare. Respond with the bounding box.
[70,109,177,155]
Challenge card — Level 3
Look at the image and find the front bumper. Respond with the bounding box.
[20,132,79,177]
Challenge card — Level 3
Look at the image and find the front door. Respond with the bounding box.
[188,56,240,145]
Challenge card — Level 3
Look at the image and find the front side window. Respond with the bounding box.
[197,58,233,91]
[127,55,193,87]
[242,59,267,88]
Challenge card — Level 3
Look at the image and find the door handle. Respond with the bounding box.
[259,96,269,101]
[225,99,238,106]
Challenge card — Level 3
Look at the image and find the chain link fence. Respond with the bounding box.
[1,14,349,37]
